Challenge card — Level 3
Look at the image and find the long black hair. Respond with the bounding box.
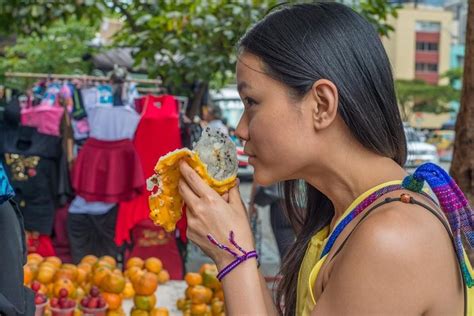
[239,3,407,315]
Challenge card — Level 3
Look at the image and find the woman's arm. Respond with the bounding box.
[178,162,276,315]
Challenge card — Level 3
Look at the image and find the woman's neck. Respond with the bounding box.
[305,151,407,231]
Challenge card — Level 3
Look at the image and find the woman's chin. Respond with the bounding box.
[253,170,275,187]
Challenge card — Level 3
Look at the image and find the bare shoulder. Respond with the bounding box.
[313,200,464,316]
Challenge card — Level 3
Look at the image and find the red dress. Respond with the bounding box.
[115,95,185,278]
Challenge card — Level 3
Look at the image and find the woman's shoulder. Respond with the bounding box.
[317,199,463,314]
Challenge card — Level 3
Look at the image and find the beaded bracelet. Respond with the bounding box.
[207,231,259,281]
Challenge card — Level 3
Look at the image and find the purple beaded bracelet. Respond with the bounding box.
[207,231,259,281]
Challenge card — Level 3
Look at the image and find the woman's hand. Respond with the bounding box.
[178,161,255,269]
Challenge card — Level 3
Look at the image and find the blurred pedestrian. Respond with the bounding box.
[203,103,228,135]
[248,182,295,259]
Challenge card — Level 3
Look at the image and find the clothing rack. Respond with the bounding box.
[4,71,162,85]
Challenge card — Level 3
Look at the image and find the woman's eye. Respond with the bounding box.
[243,97,257,107]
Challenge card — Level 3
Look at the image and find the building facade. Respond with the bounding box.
[382,4,453,85]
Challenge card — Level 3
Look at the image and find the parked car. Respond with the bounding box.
[404,125,439,168]
[427,130,455,162]
[211,86,253,179]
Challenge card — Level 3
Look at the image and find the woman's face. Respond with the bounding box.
[235,52,317,185]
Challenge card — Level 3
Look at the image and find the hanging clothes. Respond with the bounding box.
[115,95,184,246]
[0,125,62,235]
[67,205,119,264]
[87,106,140,141]
[71,87,87,120]
[72,138,144,203]
[80,87,99,113]
[97,84,113,107]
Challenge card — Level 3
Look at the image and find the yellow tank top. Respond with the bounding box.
[296,180,474,315]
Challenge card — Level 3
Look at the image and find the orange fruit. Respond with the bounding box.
[93,260,114,272]
[45,256,62,269]
[190,303,208,315]
[211,300,224,314]
[38,283,48,295]
[106,308,125,316]
[185,286,194,299]
[112,268,123,276]
[27,253,44,264]
[37,265,56,284]
[201,267,219,290]
[134,272,159,296]
[101,273,126,294]
[55,264,78,282]
[144,257,163,274]
[92,266,112,287]
[150,307,169,316]
[99,256,117,268]
[53,278,76,298]
[122,281,135,299]
[24,265,34,285]
[39,261,57,271]
[133,294,156,311]
[184,273,202,286]
[81,255,98,266]
[189,285,212,304]
[157,270,170,284]
[76,267,88,284]
[75,286,86,300]
[130,307,149,316]
[78,262,92,274]
[126,257,144,270]
[214,289,224,301]
[176,298,187,311]
[102,292,122,310]
[198,263,216,275]
[127,266,144,284]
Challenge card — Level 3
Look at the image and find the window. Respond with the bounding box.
[415,21,441,33]
[415,63,438,72]
[416,42,439,51]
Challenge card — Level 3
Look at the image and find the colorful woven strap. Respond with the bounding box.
[320,184,404,258]
[402,163,474,288]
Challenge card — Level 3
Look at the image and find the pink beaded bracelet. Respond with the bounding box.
[207,231,259,281]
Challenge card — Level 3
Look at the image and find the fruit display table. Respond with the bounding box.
[122,281,187,315]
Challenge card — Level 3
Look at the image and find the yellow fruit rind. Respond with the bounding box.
[148,148,236,232]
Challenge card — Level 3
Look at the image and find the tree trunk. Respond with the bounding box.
[450,0,474,207]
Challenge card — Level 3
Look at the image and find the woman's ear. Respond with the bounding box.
[310,79,338,131]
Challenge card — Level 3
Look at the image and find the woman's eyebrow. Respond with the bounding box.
[237,81,250,93]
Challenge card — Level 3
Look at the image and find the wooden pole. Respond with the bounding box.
[4,71,162,85]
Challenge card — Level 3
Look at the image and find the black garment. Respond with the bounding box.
[67,206,119,264]
[0,126,62,234]
[0,200,35,315]
[270,200,295,259]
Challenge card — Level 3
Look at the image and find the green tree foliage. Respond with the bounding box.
[0,0,104,36]
[395,79,460,121]
[112,1,277,95]
[0,1,400,98]
[0,19,99,90]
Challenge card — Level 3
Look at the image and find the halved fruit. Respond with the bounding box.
[148,127,238,232]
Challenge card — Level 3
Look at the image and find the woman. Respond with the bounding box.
[178,3,473,315]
